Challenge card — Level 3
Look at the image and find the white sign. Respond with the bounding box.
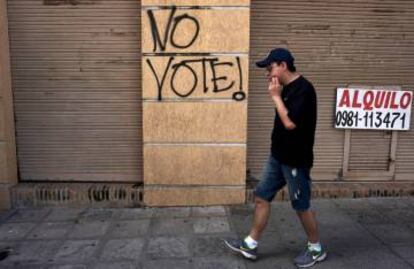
[335,87,413,130]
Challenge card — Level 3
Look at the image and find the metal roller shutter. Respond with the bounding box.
[8,0,142,182]
[349,130,391,171]
[248,0,414,181]
[396,114,414,180]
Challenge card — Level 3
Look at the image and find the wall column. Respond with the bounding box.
[141,0,250,206]
[0,0,18,209]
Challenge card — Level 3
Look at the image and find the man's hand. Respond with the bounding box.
[268,76,282,98]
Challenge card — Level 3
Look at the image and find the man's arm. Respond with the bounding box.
[272,96,297,130]
[269,77,297,130]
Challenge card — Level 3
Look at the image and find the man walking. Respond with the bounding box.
[224,48,327,268]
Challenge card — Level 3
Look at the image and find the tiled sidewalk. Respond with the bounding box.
[0,197,413,269]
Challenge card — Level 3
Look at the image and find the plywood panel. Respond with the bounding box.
[0,144,7,183]
[142,9,249,53]
[144,186,245,206]
[0,101,5,141]
[142,0,250,6]
[143,55,248,100]
[144,145,245,185]
[143,102,247,143]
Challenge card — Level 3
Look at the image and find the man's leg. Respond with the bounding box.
[281,165,327,267]
[249,196,271,241]
[224,155,285,260]
[297,210,319,243]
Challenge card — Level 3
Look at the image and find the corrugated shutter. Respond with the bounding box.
[396,115,414,180]
[8,0,142,182]
[349,130,391,171]
[248,0,414,180]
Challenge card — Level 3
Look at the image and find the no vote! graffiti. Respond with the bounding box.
[144,6,247,101]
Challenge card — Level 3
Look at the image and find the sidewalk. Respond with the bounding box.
[0,197,413,269]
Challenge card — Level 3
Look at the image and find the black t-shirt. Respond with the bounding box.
[271,75,317,168]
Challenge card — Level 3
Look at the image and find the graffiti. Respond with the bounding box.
[147,6,200,52]
[87,185,127,202]
[145,6,246,101]
[146,56,245,101]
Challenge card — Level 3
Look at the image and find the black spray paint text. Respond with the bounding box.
[146,6,246,101]
[146,56,245,101]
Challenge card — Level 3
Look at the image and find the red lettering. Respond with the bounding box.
[390,91,398,109]
[400,92,412,109]
[374,91,386,109]
[338,89,350,107]
[363,91,374,110]
[384,91,391,108]
[352,90,362,108]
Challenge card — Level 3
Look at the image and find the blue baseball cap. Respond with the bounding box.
[256,48,295,68]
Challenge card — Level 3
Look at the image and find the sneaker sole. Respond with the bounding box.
[223,240,257,260]
[296,252,327,268]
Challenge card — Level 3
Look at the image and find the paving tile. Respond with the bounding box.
[191,236,229,257]
[6,209,51,223]
[0,209,16,222]
[146,237,191,259]
[100,238,145,261]
[48,265,88,269]
[116,208,154,220]
[142,258,191,269]
[391,245,414,260]
[6,240,60,263]
[27,222,73,239]
[67,221,110,239]
[45,209,85,222]
[53,240,99,262]
[363,224,414,245]
[152,207,191,218]
[191,207,227,217]
[320,222,382,249]
[108,220,151,238]
[339,245,413,269]
[79,209,115,221]
[0,223,37,240]
[150,218,193,235]
[191,257,246,269]
[0,263,51,269]
[93,262,140,269]
[385,209,414,224]
[346,210,394,225]
[193,217,230,234]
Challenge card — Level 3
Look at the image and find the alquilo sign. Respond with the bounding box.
[335,87,413,130]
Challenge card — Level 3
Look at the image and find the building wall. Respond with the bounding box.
[0,0,18,209]
[141,0,250,206]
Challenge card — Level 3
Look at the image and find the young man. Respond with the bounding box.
[224,48,327,268]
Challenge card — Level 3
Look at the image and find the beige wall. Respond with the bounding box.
[142,0,250,206]
[0,0,18,209]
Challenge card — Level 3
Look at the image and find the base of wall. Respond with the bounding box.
[0,183,13,210]
[8,181,414,208]
[144,185,245,207]
[246,180,414,203]
[11,182,144,208]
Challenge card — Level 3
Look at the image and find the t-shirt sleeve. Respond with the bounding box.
[287,89,316,127]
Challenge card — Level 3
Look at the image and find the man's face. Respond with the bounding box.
[266,62,284,82]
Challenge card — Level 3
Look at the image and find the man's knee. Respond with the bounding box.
[255,197,270,208]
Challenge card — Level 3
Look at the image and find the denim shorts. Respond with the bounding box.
[254,155,312,211]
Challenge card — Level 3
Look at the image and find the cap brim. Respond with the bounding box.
[255,58,271,68]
